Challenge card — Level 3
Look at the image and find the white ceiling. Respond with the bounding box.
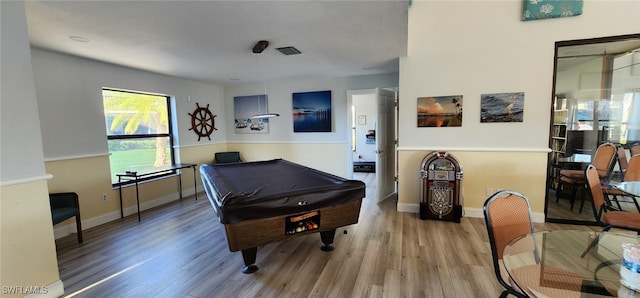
[556,37,640,71]
[24,0,409,85]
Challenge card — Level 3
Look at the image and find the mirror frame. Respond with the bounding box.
[545,33,640,225]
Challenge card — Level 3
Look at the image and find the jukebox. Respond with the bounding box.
[419,151,463,223]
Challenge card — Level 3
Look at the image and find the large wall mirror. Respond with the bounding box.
[546,33,640,224]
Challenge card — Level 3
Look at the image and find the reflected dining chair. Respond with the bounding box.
[604,154,640,212]
[631,143,640,157]
[581,164,640,257]
[614,144,629,179]
[585,164,640,233]
[556,142,617,213]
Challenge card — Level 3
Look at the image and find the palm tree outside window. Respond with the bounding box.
[102,88,176,185]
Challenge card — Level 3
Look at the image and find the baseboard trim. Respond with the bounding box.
[54,187,200,239]
[24,279,63,298]
[396,203,545,223]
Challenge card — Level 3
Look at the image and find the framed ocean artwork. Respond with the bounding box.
[480,92,524,123]
[292,90,332,132]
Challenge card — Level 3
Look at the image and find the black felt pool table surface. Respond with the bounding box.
[200,159,366,224]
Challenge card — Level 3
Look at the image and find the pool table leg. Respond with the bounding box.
[320,229,336,251]
[241,247,259,274]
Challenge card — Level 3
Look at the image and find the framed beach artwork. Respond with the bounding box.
[417,95,463,127]
[480,92,524,123]
[292,90,332,132]
[233,94,270,134]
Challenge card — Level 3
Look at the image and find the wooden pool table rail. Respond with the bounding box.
[223,198,363,273]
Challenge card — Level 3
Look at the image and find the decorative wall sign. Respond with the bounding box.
[234,95,270,134]
[188,102,216,141]
[292,90,332,132]
[480,92,525,123]
[417,95,463,127]
[358,115,367,125]
[522,0,583,21]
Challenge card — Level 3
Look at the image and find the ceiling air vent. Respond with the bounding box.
[276,46,302,55]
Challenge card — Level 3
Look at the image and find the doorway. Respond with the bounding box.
[347,88,398,202]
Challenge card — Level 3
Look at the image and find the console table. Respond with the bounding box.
[117,163,197,221]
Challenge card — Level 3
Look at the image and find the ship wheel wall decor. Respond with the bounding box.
[188,103,217,141]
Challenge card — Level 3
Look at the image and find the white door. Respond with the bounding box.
[376,88,396,202]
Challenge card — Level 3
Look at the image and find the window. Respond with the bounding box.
[102,88,175,185]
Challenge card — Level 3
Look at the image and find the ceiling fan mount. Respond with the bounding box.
[252,40,269,54]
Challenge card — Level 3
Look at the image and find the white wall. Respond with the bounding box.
[400,0,640,151]
[31,49,226,161]
[1,2,63,297]
[223,73,398,145]
[1,2,46,182]
[397,0,640,218]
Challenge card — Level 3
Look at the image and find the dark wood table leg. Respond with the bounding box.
[178,170,183,200]
[241,247,258,274]
[192,165,197,200]
[118,177,124,218]
[135,179,140,221]
[320,229,336,251]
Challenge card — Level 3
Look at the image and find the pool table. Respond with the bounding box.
[200,159,366,273]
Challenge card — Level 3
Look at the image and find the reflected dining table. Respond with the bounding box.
[610,181,640,197]
[503,230,640,297]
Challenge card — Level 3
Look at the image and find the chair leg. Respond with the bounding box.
[581,233,601,257]
[569,184,578,210]
[75,215,83,243]
[581,226,611,258]
[579,185,589,213]
[609,194,623,210]
[632,196,640,213]
[556,180,563,203]
[589,194,600,222]
[615,195,640,213]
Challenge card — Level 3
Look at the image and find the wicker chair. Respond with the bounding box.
[556,142,617,213]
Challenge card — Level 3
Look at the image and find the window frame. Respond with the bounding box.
[103,88,177,187]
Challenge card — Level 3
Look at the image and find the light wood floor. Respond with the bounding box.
[55,173,599,297]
